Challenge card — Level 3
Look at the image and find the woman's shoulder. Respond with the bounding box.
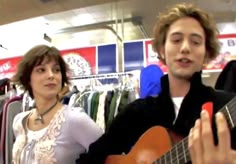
[63,105,90,124]
[62,105,103,137]
[63,105,85,116]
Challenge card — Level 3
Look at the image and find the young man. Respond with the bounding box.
[78,3,236,164]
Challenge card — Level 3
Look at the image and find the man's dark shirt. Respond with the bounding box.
[78,72,236,164]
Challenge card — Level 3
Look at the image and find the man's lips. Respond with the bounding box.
[176,58,193,67]
[176,58,192,63]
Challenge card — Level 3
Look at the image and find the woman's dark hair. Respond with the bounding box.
[11,45,70,98]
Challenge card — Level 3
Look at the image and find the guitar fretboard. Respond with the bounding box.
[153,96,236,164]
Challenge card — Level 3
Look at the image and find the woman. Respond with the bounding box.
[11,45,103,164]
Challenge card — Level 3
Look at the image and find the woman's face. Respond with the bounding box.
[30,58,62,100]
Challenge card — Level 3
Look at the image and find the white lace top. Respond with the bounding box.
[12,105,103,164]
[22,126,48,164]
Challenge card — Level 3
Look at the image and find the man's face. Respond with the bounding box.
[162,17,207,80]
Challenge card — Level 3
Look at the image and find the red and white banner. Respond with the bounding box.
[0,47,97,79]
[0,56,22,78]
[204,34,236,70]
[60,47,96,77]
[144,40,167,72]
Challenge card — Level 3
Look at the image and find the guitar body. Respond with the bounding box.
[105,126,183,164]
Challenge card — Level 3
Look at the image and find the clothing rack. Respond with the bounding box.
[69,72,132,80]
[64,73,138,132]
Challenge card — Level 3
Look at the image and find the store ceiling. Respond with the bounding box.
[0,0,123,25]
[0,0,236,57]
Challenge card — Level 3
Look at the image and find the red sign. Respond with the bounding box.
[0,46,97,79]
[60,47,96,77]
[145,40,167,72]
[204,33,236,70]
[0,56,22,78]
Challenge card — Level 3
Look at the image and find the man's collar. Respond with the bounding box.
[160,71,203,93]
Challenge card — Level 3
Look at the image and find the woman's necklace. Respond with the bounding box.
[34,100,58,124]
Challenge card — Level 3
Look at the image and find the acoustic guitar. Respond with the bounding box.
[105,97,236,164]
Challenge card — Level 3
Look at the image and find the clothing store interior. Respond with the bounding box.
[0,0,236,163]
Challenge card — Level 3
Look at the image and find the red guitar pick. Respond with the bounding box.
[202,101,213,121]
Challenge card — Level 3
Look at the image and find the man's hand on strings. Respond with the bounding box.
[188,111,236,164]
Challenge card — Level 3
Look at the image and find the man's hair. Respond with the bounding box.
[11,44,69,98]
[152,3,220,64]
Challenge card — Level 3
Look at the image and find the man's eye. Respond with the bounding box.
[191,37,202,45]
[192,40,201,45]
[172,39,181,43]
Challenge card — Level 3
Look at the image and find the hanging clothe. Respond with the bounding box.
[62,85,79,105]
[0,96,22,164]
[96,91,107,132]
[0,78,10,96]
[65,72,137,132]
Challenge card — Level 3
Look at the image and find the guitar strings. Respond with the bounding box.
[154,96,236,164]
[156,138,190,164]
[154,128,192,164]
[220,97,236,129]
[169,96,236,163]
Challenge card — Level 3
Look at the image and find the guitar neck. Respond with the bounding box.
[154,96,236,164]
[218,96,236,130]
